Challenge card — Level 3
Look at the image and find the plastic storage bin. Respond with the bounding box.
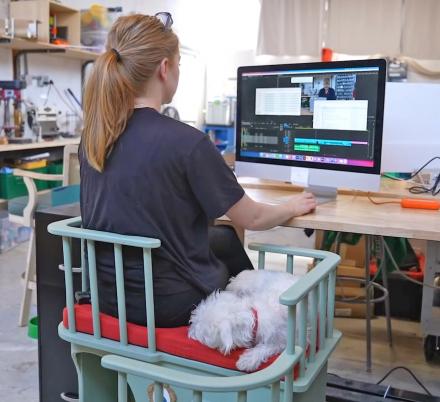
[81,5,122,51]
[0,167,49,199]
[47,162,63,188]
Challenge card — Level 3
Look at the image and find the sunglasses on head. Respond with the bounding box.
[155,12,173,30]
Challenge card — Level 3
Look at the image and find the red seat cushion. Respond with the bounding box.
[63,304,303,375]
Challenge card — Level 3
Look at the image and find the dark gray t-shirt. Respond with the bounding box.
[80,107,245,297]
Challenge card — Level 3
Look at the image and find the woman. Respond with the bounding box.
[318,77,336,100]
[80,13,316,327]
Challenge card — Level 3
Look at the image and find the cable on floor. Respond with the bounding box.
[376,366,432,396]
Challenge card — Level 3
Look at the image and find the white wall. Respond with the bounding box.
[194,0,261,101]
[0,48,12,78]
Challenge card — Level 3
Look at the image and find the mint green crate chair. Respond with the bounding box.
[48,217,341,402]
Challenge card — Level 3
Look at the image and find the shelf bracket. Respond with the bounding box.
[13,49,66,80]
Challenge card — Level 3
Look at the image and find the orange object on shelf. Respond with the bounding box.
[321,47,333,62]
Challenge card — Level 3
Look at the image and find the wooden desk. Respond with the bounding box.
[242,186,440,241]
[238,176,435,200]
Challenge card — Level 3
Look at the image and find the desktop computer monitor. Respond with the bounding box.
[235,59,387,201]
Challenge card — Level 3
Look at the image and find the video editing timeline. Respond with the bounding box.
[240,67,379,168]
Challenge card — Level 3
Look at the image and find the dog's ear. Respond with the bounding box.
[219,322,234,355]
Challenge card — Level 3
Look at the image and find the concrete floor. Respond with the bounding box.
[0,241,38,402]
[1,228,439,401]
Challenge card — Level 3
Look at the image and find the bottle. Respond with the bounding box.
[14,101,23,137]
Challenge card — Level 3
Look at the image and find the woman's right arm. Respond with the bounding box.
[225,192,317,231]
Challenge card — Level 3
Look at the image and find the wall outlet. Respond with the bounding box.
[33,75,50,87]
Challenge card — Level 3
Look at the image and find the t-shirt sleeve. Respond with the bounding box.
[186,136,245,219]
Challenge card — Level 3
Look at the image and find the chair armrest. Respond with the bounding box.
[9,169,52,226]
[102,349,302,393]
[248,243,339,261]
[13,168,64,181]
[247,243,340,306]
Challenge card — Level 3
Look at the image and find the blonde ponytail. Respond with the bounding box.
[82,14,179,172]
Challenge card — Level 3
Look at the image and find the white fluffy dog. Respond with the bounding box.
[188,269,300,372]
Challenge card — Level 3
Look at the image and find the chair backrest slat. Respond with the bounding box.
[308,286,319,363]
[258,251,265,270]
[143,248,156,351]
[297,298,307,377]
[286,306,296,355]
[62,237,76,333]
[87,239,101,339]
[319,277,328,350]
[114,244,128,345]
[286,255,293,274]
[80,239,88,292]
[327,270,336,338]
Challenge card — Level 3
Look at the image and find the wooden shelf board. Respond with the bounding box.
[49,1,79,14]
[0,138,80,153]
[0,36,99,61]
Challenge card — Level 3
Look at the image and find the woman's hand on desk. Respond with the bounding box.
[290,192,317,217]
[225,192,316,231]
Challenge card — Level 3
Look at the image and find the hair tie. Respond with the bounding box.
[111,48,121,62]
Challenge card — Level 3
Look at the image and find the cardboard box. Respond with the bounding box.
[315,230,374,318]
[335,303,374,318]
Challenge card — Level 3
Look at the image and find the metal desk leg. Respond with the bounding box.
[365,235,372,372]
[380,236,393,347]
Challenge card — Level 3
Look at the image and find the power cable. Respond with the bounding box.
[376,366,432,396]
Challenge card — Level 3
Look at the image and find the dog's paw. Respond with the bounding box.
[236,349,263,372]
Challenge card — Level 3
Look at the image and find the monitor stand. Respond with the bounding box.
[306,185,337,205]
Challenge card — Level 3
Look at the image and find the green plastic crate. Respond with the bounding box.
[47,162,64,188]
[0,167,49,200]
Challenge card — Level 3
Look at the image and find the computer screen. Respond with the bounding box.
[236,59,386,183]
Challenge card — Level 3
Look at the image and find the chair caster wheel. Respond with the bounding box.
[424,335,439,362]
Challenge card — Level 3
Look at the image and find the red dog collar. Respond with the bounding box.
[251,307,258,345]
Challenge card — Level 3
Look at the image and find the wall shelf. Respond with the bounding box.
[0,36,99,61]
[49,0,79,14]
